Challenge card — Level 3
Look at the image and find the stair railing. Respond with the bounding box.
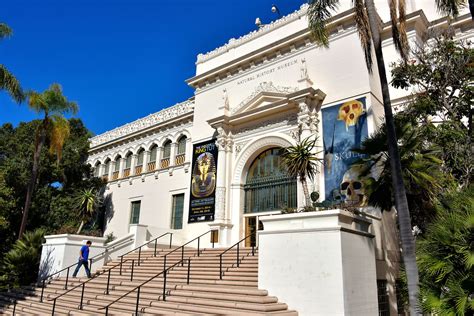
[100,258,191,316]
[38,235,134,301]
[218,234,255,280]
[47,232,173,314]
[118,232,173,267]
[162,230,213,269]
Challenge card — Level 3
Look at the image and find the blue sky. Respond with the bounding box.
[0,0,304,135]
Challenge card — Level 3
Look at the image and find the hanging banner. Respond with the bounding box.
[188,139,218,223]
[322,97,368,202]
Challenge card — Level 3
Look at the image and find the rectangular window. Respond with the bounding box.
[130,201,141,224]
[171,194,184,229]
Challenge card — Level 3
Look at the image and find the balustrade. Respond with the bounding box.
[160,158,170,168]
[134,165,143,175]
[111,171,119,180]
[147,161,156,172]
[175,153,185,165]
[123,168,131,178]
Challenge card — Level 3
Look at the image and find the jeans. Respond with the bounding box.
[72,259,91,278]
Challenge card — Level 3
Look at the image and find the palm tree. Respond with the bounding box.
[18,83,78,238]
[74,188,102,234]
[0,22,24,103]
[352,121,445,232]
[281,136,322,207]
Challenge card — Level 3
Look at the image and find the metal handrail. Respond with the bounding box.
[38,236,134,301]
[47,232,173,313]
[100,258,191,315]
[163,230,213,268]
[218,234,255,279]
[119,232,173,267]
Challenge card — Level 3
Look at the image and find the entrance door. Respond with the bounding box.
[245,217,264,247]
[245,217,257,247]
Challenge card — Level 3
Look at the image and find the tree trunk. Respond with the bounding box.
[18,128,46,239]
[300,177,311,207]
[76,220,84,235]
[364,1,420,314]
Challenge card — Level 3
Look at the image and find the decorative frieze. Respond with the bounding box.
[90,99,194,148]
[196,4,309,64]
[234,115,298,137]
[231,82,299,114]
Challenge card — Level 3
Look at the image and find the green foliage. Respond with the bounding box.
[281,136,323,206]
[391,35,473,187]
[281,136,322,182]
[0,22,24,103]
[74,188,103,234]
[352,120,447,231]
[416,186,474,315]
[0,229,45,290]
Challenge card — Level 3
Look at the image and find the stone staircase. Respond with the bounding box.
[0,246,297,315]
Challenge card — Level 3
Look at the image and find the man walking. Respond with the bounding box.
[72,240,92,278]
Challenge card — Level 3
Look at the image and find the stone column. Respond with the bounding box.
[170,142,177,166]
[209,126,233,246]
[143,150,150,172]
[108,161,114,180]
[130,154,137,176]
[297,99,320,204]
[118,157,125,178]
[157,147,163,169]
[185,138,192,163]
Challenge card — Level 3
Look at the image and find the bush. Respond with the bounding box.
[0,229,45,290]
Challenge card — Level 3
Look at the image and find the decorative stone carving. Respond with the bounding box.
[90,99,194,147]
[300,58,309,80]
[234,115,297,136]
[232,82,299,114]
[222,88,230,110]
[215,187,226,220]
[196,4,309,63]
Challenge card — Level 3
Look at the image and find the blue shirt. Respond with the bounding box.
[80,245,90,261]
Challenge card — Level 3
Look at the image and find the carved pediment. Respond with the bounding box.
[231,81,299,115]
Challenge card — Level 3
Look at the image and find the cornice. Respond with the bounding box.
[187,9,358,90]
[196,4,309,64]
[89,99,194,149]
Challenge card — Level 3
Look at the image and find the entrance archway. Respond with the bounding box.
[244,147,297,214]
[243,147,297,246]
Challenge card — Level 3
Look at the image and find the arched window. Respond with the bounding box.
[161,140,172,168]
[148,145,158,172]
[135,149,145,175]
[112,155,121,180]
[123,152,132,177]
[175,136,187,165]
[244,148,297,214]
[103,159,111,181]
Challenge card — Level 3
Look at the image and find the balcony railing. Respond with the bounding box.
[123,168,131,178]
[147,161,156,172]
[160,158,170,169]
[101,175,109,182]
[111,171,119,180]
[175,154,185,165]
[135,165,143,175]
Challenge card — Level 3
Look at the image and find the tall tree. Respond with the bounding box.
[18,84,78,238]
[281,136,322,207]
[0,23,24,103]
[309,1,469,312]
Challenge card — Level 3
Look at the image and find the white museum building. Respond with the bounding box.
[41,1,472,315]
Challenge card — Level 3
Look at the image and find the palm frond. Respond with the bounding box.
[49,114,70,162]
[0,64,24,103]
[0,23,12,40]
[307,0,340,47]
[435,0,466,16]
[353,0,373,71]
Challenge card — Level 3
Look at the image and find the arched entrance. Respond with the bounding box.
[243,147,297,246]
